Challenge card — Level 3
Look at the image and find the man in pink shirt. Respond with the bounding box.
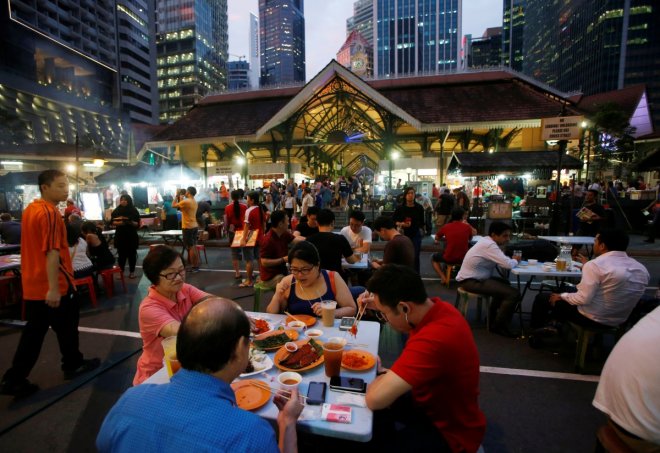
[133,246,215,385]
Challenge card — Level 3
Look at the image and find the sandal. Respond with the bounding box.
[238,280,254,288]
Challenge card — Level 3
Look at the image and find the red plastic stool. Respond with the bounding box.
[74,276,97,307]
[99,266,127,298]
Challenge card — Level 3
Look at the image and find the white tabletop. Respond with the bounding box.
[538,236,595,245]
[342,253,369,269]
[511,261,582,278]
[150,230,183,237]
[101,230,116,236]
[143,312,380,442]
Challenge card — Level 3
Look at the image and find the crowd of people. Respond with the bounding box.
[1,169,659,452]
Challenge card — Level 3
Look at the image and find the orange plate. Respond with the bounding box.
[253,330,299,351]
[285,314,317,327]
[341,349,376,371]
[274,339,324,372]
[231,379,271,411]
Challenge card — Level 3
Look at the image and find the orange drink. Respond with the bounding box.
[323,337,346,377]
[161,336,180,377]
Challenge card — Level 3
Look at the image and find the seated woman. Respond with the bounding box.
[133,246,215,385]
[267,241,356,318]
[81,221,116,272]
[67,224,94,279]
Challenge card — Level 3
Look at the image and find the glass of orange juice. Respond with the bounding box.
[161,336,180,377]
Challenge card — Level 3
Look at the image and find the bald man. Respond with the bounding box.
[98,298,304,453]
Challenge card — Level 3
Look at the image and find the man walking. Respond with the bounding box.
[174,186,200,273]
[1,170,99,397]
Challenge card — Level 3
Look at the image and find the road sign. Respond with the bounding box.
[541,116,584,141]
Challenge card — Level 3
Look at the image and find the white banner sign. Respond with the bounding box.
[541,116,584,140]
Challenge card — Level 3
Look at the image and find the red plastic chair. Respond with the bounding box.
[73,276,97,308]
[99,266,127,298]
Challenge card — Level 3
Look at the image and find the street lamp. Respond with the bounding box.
[388,150,400,190]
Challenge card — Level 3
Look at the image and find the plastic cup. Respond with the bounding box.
[277,372,302,391]
[323,337,346,377]
[321,301,337,327]
[556,258,568,272]
[161,336,180,377]
[513,250,523,261]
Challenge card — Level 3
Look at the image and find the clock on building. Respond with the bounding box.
[351,52,367,76]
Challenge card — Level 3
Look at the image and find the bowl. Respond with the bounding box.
[305,328,324,338]
[284,342,298,352]
[528,259,538,266]
[287,321,307,333]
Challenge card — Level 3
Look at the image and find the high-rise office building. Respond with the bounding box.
[502,0,525,72]
[346,0,374,47]
[117,0,159,124]
[521,0,659,129]
[0,0,131,153]
[259,0,305,86]
[468,27,503,68]
[249,12,260,89]
[156,0,228,124]
[374,0,462,78]
[228,60,250,90]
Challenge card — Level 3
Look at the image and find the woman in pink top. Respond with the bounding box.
[133,246,213,385]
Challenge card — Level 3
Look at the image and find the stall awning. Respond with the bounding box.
[447,151,583,175]
[95,163,200,184]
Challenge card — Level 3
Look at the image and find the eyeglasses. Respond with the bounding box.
[288,266,314,275]
[374,310,389,323]
[159,269,186,281]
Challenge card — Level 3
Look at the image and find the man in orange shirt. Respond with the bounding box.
[174,186,200,273]
[1,170,99,398]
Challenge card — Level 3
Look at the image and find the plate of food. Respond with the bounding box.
[285,314,317,327]
[274,338,324,372]
[252,330,299,351]
[341,349,376,371]
[231,379,271,411]
[250,317,271,336]
[240,348,273,377]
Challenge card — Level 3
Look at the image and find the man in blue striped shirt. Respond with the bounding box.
[97,298,303,452]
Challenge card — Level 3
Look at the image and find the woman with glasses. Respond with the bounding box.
[133,246,214,385]
[267,241,356,318]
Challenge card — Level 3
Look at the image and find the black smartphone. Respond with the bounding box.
[339,317,355,331]
[329,376,366,394]
[306,381,327,405]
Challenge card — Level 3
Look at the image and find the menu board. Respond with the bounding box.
[81,192,103,220]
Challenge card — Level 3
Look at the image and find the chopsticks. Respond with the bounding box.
[354,296,369,330]
[248,380,308,403]
[284,311,305,324]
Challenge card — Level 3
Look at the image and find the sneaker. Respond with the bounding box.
[0,378,39,398]
[190,267,200,274]
[63,358,101,380]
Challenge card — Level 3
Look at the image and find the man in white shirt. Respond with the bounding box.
[456,221,521,337]
[340,210,372,254]
[530,229,649,337]
[592,306,660,451]
[300,187,314,220]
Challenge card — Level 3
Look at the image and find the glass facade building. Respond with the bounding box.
[347,0,374,47]
[156,0,228,124]
[259,0,305,86]
[522,0,659,129]
[502,0,525,71]
[228,60,250,90]
[468,28,503,69]
[374,0,462,78]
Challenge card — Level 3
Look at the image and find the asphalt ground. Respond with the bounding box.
[0,239,658,453]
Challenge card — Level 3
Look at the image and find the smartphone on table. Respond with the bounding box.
[306,381,327,405]
[329,376,366,394]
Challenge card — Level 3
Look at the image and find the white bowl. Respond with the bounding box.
[528,259,538,266]
[287,321,307,333]
[277,372,302,391]
[305,328,324,338]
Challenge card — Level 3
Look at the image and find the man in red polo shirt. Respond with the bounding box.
[1,170,99,398]
[364,264,486,453]
[432,208,476,279]
[258,210,304,289]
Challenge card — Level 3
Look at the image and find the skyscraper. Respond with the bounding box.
[259,0,305,86]
[156,0,228,124]
[0,0,132,153]
[502,0,525,71]
[117,0,159,124]
[468,28,503,69]
[228,60,250,90]
[249,12,260,89]
[520,0,659,129]
[346,0,374,47]
[374,0,462,78]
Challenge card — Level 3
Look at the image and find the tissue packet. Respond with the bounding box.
[321,404,352,423]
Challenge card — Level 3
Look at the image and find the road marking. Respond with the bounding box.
[480,365,599,382]
[78,326,142,338]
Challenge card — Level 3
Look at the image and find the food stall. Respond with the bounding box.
[447,151,583,235]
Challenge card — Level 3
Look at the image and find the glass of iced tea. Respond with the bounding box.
[323,337,346,377]
[161,336,180,377]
